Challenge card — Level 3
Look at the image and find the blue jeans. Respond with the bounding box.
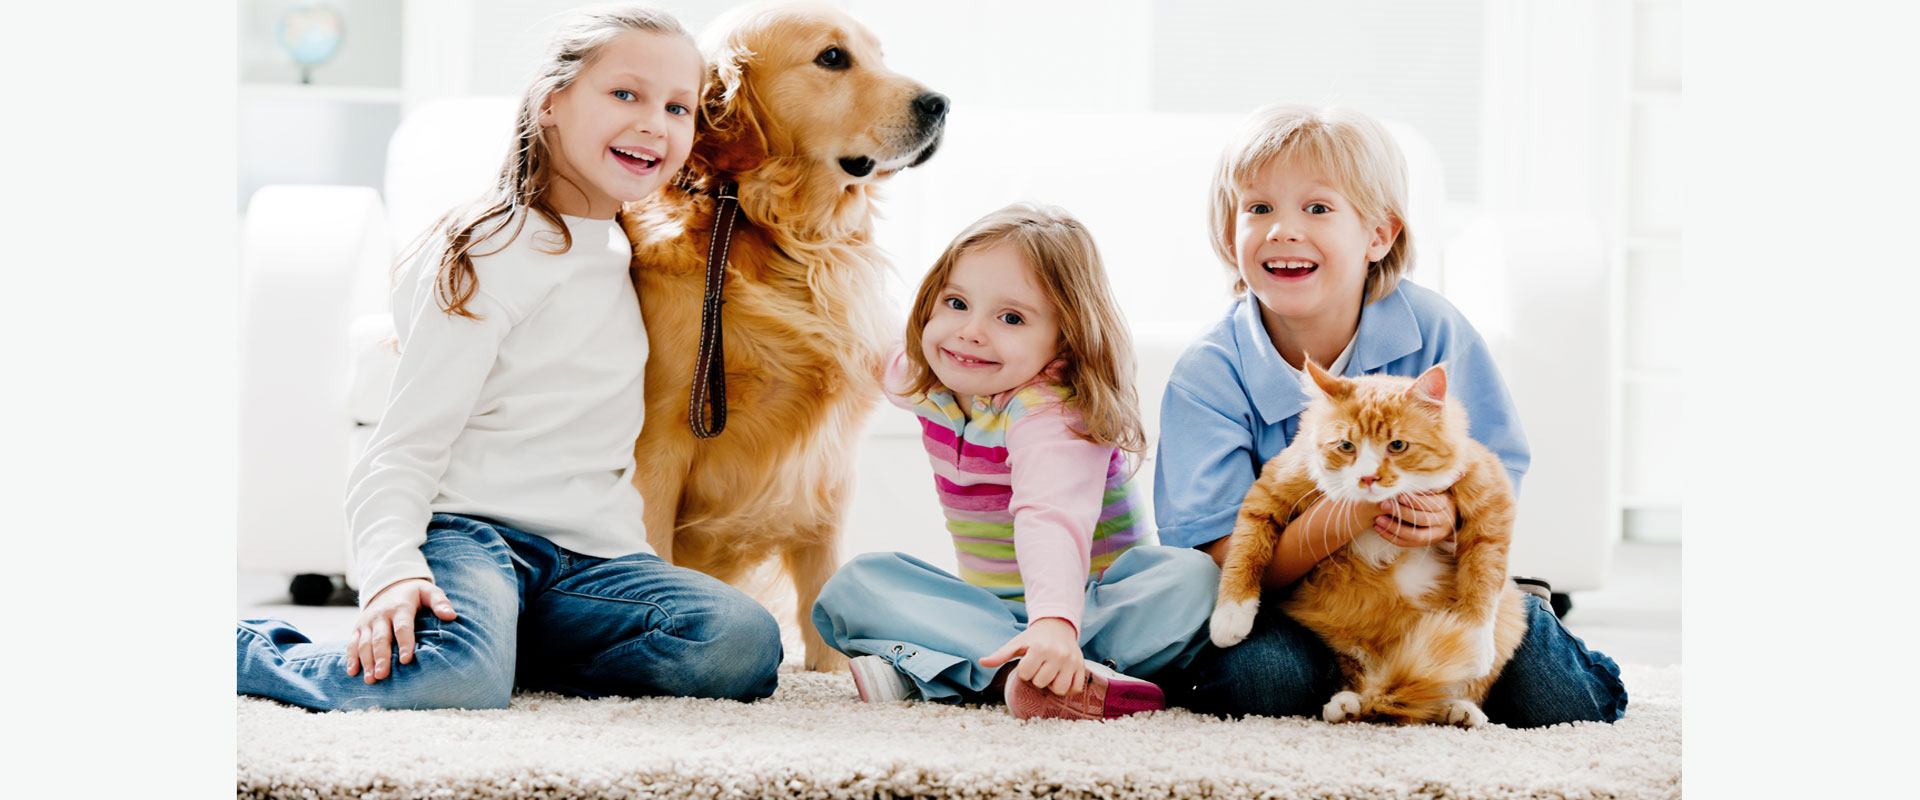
[237,514,783,710]
[811,547,1219,702]
[1162,592,1628,727]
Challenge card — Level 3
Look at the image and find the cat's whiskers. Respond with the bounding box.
[1285,488,1328,559]
[1384,493,1403,545]
[1303,493,1336,559]
[1302,491,1352,561]
[1331,496,1359,557]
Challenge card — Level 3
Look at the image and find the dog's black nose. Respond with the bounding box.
[914,92,949,121]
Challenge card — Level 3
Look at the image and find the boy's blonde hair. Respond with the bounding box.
[1207,104,1413,303]
[407,5,699,319]
[903,203,1147,459]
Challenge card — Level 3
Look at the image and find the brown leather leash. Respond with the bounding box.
[689,180,739,439]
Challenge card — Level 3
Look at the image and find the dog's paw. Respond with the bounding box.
[1443,699,1488,728]
[1209,598,1260,648]
[805,647,850,674]
[1323,691,1364,723]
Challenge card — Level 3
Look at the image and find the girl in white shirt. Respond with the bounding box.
[238,6,784,710]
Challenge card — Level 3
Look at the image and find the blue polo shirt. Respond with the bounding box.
[1152,280,1529,550]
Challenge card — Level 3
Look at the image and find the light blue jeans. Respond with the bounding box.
[237,514,783,710]
[811,546,1220,702]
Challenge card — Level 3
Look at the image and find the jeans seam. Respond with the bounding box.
[548,589,675,639]
[585,629,669,672]
[240,625,352,667]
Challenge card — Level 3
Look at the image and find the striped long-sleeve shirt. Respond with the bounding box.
[884,347,1147,632]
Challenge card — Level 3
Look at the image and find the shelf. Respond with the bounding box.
[240,83,403,105]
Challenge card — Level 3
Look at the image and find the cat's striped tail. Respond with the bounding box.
[1358,612,1485,724]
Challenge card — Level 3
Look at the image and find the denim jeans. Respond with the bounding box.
[1161,592,1628,727]
[237,514,783,710]
[811,547,1220,702]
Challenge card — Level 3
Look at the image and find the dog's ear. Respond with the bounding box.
[691,46,767,176]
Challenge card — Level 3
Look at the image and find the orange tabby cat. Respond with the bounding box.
[1209,360,1529,727]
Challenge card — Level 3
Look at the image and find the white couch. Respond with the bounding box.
[239,97,1614,601]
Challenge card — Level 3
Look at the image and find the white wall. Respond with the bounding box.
[452,1,1486,198]
[1147,0,1487,202]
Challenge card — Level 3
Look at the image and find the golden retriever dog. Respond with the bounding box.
[619,1,946,671]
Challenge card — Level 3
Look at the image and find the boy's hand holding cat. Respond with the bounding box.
[1375,490,1458,547]
[979,617,1087,696]
[345,577,459,684]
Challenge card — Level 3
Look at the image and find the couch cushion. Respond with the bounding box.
[384,96,519,252]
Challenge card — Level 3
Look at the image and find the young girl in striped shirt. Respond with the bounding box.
[812,203,1220,720]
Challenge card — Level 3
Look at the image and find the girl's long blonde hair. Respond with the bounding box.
[404,5,697,319]
[902,203,1147,460]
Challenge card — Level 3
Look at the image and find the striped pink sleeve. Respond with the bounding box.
[1004,400,1110,633]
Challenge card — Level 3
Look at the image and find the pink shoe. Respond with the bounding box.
[1005,660,1166,721]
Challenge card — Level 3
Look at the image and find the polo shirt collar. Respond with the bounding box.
[1351,284,1423,374]
[1232,285,1425,426]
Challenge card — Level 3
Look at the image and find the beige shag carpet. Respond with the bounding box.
[236,663,1679,799]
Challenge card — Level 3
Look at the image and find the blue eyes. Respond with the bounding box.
[940,297,1022,325]
[611,90,691,116]
[1245,202,1333,214]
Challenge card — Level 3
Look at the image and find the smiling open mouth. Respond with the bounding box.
[612,146,660,170]
[1263,259,1318,278]
[943,349,997,367]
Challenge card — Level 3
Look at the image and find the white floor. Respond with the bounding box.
[237,540,1679,667]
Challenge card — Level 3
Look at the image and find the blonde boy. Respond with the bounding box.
[1152,104,1625,726]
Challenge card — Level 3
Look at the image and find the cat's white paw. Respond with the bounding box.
[1323,691,1364,723]
[1209,598,1259,647]
[1444,699,1488,728]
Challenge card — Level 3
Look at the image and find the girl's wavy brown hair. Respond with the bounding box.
[399,5,697,319]
[902,203,1147,463]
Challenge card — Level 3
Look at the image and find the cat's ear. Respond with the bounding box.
[1304,357,1350,398]
[1408,363,1449,409]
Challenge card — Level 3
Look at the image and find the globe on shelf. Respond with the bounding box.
[276,3,345,85]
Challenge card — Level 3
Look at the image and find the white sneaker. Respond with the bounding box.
[849,655,918,703]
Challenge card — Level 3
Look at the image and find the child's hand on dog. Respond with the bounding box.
[979,617,1086,696]
[345,578,459,684]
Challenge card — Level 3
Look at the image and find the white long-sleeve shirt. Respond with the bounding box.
[346,212,652,605]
